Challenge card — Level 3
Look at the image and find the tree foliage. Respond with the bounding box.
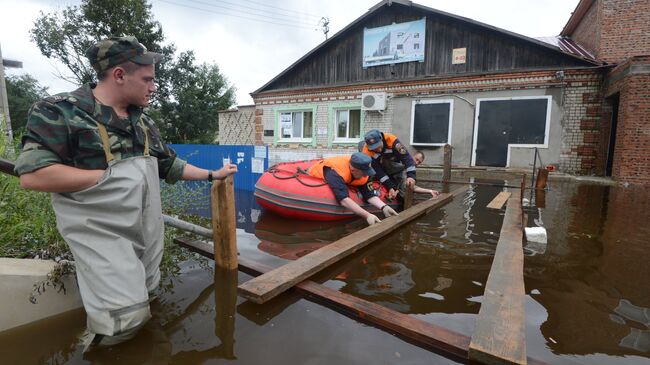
[30,0,235,143]
[30,0,174,87]
[156,51,236,143]
[6,74,49,135]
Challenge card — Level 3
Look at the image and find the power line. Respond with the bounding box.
[196,0,323,24]
[185,0,320,27]
[157,0,318,30]
[238,0,323,20]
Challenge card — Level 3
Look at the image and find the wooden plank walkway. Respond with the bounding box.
[176,236,469,361]
[469,189,527,365]
[175,235,549,365]
[238,188,466,304]
[486,191,511,210]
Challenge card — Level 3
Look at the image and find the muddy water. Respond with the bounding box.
[1,181,648,364]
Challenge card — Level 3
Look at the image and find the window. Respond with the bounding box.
[414,43,420,50]
[279,111,313,141]
[397,44,404,50]
[414,33,420,38]
[335,109,361,142]
[410,99,453,146]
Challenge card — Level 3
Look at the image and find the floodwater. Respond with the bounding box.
[1,180,649,364]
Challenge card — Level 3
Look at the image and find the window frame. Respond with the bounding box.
[328,103,365,147]
[333,109,362,143]
[409,99,454,146]
[274,106,316,145]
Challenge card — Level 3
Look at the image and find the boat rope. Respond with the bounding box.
[268,165,328,187]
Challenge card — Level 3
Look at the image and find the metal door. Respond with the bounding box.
[475,101,511,167]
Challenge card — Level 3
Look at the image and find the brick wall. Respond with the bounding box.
[605,57,650,185]
[558,72,605,175]
[256,95,394,165]
[571,0,600,57]
[566,0,650,63]
[599,0,650,63]
[252,69,606,173]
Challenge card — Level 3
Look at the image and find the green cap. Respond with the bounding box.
[85,36,162,73]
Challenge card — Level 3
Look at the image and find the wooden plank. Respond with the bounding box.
[486,191,511,210]
[469,189,527,365]
[403,185,414,209]
[211,175,237,269]
[442,144,452,182]
[237,187,467,304]
[175,235,550,365]
[174,236,469,362]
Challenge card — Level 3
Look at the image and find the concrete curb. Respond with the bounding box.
[0,258,82,332]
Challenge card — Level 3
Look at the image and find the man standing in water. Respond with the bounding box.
[15,36,237,348]
[308,152,398,225]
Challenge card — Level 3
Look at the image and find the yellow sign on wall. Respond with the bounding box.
[452,47,467,64]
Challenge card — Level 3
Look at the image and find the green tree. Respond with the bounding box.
[156,51,236,144]
[30,0,175,91]
[5,75,49,135]
[30,0,235,143]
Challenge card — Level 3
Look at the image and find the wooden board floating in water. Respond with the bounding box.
[237,187,469,304]
[469,189,527,365]
[486,191,511,210]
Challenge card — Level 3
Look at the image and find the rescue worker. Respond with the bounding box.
[308,152,398,225]
[14,36,237,349]
[411,151,440,199]
[360,129,417,200]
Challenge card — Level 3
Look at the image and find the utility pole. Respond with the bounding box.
[319,17,330,40]
[0,42,23,154]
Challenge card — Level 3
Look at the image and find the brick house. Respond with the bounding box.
[220,0,650,185]
[559,0,650,184]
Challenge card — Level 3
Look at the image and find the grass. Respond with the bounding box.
[1,135,215,299]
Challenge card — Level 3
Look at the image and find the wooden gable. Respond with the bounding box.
[254,1,597,94]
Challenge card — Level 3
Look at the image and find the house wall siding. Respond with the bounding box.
[217,106,256,145]
[254,69,604,174]
[261,4,591,92]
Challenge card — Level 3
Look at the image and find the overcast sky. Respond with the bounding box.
[1,0,580,105]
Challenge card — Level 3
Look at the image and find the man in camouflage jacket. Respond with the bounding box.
[15,36,237,349]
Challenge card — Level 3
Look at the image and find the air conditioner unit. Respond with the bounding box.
[361,92,387,111]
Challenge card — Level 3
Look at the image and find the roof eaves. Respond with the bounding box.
[252,0,599,96]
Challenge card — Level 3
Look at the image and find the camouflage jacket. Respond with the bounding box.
[15,84,186,183]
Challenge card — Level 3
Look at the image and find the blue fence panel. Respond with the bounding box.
[169,144,268,191]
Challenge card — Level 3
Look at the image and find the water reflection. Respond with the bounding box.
[525,182,650,362]
[253,180,650,363]
[254,212,365,259]
[162,181,260,233]
[3,180,648,364]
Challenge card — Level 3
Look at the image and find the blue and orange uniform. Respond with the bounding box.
[308,155,375,203]
[361,131,416,191]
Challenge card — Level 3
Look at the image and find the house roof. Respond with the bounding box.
[536,36,599,63]
[252,0,600,95]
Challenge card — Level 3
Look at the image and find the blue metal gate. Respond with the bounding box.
[169,144,268,191]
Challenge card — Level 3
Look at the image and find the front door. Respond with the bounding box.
[473,97,550,167]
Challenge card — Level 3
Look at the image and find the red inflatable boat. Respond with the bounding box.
[254,159,398,221]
